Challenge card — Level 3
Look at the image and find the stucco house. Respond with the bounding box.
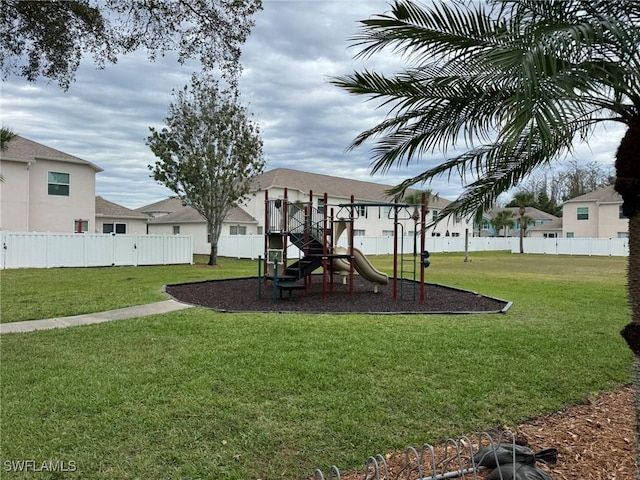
[95,196,149,234]
[140,198,258,254]
[247,168,473,238]
[481,185,627,239]
[1,135,103,233]
[138,168,475,255]
[561,185,628,238]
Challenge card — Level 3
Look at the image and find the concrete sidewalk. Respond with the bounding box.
[0,300,193,334]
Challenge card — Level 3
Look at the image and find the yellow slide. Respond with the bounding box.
[333,246,389,286]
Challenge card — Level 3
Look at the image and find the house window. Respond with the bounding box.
[431,232,441,237]
[382,230,394,237]
[48,172,70,196]
[257,226,263,235]
[230,225,246,235]
[173,226,180,235]
[566,232,574,238]
[353,229,366,236]
[317,198,325,214]
[618,232,629,238]
[432,210,439,222]
[103,223,126,234]
[576,207,589,220]
[619,205,627,219]
[451,232,460,237]
[544,233,557,238]
[357,205,367,218]
[380,206,392,219]
[74,220,88,233]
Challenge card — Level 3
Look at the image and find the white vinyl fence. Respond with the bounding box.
[217,234,629,259]
[1,232,193,269]
[516,237,629,256]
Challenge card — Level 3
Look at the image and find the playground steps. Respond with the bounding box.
[285,231,325,280]
[285,255,323,279]
[288,232,324,254]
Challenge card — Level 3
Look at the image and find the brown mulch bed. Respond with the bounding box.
[165,276,635,480]
[324,387,635,480]
[165,275,510,314]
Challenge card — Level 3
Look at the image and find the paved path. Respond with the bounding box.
[0,300,193,334]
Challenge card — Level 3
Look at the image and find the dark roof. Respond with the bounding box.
[0,135,103,172]
[95,197,149,219]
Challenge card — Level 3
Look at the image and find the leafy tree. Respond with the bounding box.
[1,0,262,89]
[147,74,264,266]
[333,0,640,447]
[490,210,515,238]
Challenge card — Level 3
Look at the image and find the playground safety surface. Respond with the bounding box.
[165,276,510,314]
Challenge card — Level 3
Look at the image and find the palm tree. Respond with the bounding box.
[490,209,515,238]
[0,127,17,182]
[333,0,640,451]
[401,188,438,254]
[512,191,536,253]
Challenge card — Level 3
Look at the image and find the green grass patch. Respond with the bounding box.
[0,252,632,479]
[0,256,255,323]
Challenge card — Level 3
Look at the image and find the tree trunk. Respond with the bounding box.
[208,222,218,266]
[519,207,525,254]
[614,122,640,470]
[519,222,524,253]
[208,220,224,266]
[209,241,218,266]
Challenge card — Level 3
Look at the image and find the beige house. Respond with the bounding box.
[138,168,475,255]
[246,168,473,238]
[1,135,103,233]
[139,198,258,254]
[95,196,149,235]
[562,185,628,238]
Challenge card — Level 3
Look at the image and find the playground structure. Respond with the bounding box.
[259,188,431,302]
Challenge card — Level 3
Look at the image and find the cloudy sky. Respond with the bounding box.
[1,0,625,209]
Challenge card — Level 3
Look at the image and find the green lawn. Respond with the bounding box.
[0,255,254,323]
[0,252,632,479]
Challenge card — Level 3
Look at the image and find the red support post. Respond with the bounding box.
[393,198,399,300]
[264,190,269,278]
[282,187,288,274]
[420,192,426,304]
[349,194,355,296]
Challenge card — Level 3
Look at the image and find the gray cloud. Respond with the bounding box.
[0,0,625,209]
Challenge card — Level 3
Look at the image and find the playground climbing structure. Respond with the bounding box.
[262,188,431,302]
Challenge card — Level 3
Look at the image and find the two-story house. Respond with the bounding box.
[1,135,103,233]
[562,185,628,238]
[140,168,475,254]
